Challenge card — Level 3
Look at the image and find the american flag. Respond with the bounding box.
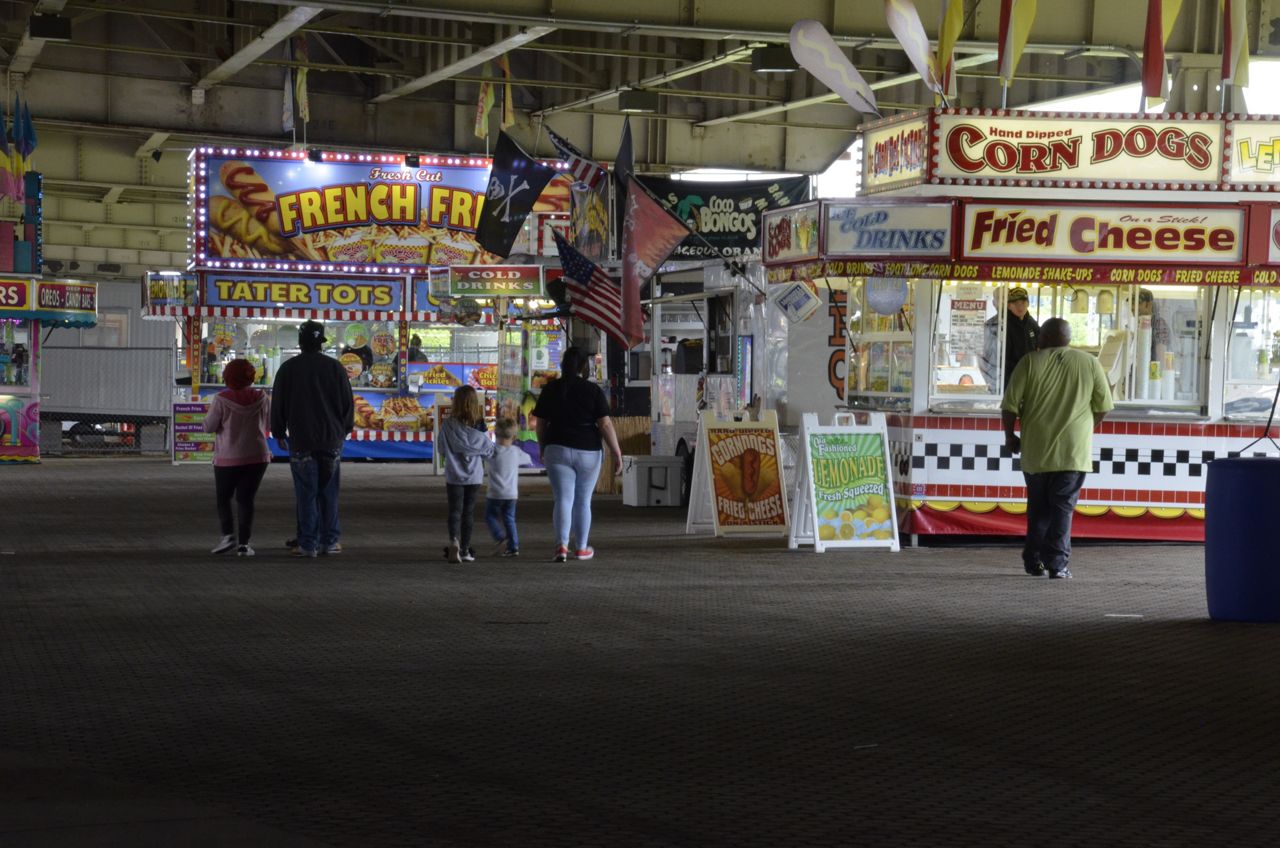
[553,231,628,348]
[546,128,607,190]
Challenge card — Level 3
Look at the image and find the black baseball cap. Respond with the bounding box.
[299,320,327,344]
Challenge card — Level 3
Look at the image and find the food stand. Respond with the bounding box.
[148,146,568,461]
[763,108,1280,542]
[0,277,98,462]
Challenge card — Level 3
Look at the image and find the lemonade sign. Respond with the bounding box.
[790,412,900,552]
[810,432,894,541]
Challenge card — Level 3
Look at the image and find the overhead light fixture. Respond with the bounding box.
[751,47,798,73]
[307,148,323,163]
[150,149,163,163]
[29,13,72,41]
[404,153,420,167]
[618,89,660,114]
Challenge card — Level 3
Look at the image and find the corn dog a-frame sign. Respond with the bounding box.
[789,412,899,552]
[686,409,789,537]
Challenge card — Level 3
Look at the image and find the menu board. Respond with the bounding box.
[173,402,214,464]
[789,412,899,552]
[686,410,789,536]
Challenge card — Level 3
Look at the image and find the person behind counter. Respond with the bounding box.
[204,358,271,557]
[1001,318,1114,580]
[271,320,355,558]
[532,346,624,563]
[408,334,426,362]
[981,286,1040,391]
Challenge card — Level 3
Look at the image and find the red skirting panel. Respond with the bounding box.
[904,505,1205,542]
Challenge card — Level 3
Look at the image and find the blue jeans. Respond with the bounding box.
[485,498,518,552]
[290,448,342,552]
[543,445,602,549]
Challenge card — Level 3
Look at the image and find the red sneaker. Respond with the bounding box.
[574,547,594,561]
[553,545,569,563]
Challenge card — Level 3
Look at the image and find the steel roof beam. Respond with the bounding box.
[194,5,321,94]
[369,26,555,104]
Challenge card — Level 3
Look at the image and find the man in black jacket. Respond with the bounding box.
[981,286,1040,391]
[271,320,355,557]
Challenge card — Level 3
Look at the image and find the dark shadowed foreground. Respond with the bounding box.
[2,459,1277,847]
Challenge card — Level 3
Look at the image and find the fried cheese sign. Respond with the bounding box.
[687,410,789,536]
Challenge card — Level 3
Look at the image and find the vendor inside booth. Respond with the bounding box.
[0,277,97,462]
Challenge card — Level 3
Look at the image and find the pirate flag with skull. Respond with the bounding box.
[475,131,559,259]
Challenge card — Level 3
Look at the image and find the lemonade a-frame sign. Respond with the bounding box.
[790,412,900,552]
[686,409,790,536]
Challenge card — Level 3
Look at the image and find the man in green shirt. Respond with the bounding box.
[1001,318,1114,579]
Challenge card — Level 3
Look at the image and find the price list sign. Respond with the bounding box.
[173,402,214,464]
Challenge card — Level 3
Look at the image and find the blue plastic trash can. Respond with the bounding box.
[1205,457,1280,622]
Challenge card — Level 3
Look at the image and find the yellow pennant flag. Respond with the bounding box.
[936,0,965,101]
[497,55,515,129]
[474,64,496,139]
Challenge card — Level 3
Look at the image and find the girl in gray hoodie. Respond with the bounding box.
[439,385,494,563]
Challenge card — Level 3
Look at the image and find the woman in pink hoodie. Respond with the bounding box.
[203,358,272,556]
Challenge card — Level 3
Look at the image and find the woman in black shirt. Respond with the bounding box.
[532,346,624,562]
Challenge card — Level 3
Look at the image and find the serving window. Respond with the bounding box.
[927,281,1209,413]
[844,276,915,412]
[1224,287,1280,418]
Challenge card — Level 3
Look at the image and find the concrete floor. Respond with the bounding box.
[2,458,1278,847]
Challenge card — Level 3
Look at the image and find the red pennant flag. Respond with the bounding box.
[1143,0,1184,107]
[620,186,690,348]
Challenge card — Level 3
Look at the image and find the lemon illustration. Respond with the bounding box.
[872,529,893,540]
[839,522,855,540]
[866,494,884,509]
[870,506,889,523]
[819,503,839,521]
[840,509,856,524]
[853,509,868,521]
[818,524,836,540]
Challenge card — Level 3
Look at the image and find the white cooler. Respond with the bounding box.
[622,455,685,507]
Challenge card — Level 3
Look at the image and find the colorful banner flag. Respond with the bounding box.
[294,35,310,123]
[937,0,965,100]
[553,231,627,347]
[1143,0,1184,108]
[884,0,940,93]
[620,184,690,347]
[997,0,1038,87]
[497,54,515,129]
[1221,0,1249,87]
[789,20,880,116]
[474,64,496,139]
[546,128,607,190]
[475,131,559,258]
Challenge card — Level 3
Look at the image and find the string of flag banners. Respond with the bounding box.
[788,0,1248,116]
